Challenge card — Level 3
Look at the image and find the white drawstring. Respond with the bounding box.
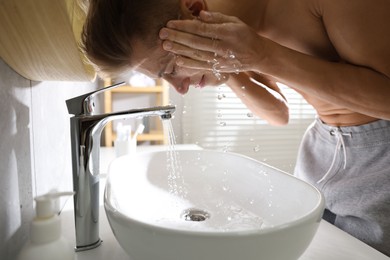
[317,128,352,184]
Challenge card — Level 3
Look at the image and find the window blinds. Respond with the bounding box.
[181,83,316,173]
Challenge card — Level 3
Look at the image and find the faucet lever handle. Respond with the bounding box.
[66,82,125,116]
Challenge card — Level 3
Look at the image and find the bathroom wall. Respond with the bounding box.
[0,58,98,260]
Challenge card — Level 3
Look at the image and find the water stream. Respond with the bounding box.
[163,119,188,199]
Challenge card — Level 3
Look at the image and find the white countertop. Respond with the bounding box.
[61,145,389,260]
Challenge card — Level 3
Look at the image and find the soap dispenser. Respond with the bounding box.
[17,191,75,260]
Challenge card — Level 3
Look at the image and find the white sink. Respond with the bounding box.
[104,149,324,260]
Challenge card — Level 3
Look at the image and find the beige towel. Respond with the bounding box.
[0,0,96,81]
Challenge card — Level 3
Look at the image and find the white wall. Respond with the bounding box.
[0,59,98,260]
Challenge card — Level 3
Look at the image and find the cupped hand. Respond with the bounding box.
[159,11,267,74]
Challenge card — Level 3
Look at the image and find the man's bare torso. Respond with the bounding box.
[258,0,378,126]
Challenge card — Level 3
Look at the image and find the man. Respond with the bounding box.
[82,0,390,255]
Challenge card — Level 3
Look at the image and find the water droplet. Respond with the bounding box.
[219,122,227,127]
[253,145,260,152]
[217,93,226,100]
[230,205,242,213]
[247,112,253,118]
[216,201,224,208]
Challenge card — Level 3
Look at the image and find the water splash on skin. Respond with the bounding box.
[211,58,222,80]
[225,50,243,74]
[209,50,242,80]
[227,51,236,59]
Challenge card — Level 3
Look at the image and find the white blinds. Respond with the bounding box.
[181,83,316,173]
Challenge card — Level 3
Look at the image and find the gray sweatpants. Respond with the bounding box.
[294,118,390,256]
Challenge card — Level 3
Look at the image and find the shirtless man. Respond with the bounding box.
[81,0,390,255]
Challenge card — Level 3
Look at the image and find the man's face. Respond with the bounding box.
[131,39,229,94]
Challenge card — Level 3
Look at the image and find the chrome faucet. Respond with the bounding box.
[66,82,175,251]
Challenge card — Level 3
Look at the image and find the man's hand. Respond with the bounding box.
[159,11,267,74]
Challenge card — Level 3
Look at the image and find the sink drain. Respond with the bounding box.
[181,208,210,222]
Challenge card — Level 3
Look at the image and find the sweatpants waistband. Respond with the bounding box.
[313,118,390,146]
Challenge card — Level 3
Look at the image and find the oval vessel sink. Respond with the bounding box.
[105,149,324,260]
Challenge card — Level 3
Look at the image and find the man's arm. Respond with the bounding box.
[226,72,289,126]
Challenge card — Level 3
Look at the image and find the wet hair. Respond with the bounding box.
[81,0,180,77]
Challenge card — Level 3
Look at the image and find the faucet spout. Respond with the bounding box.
[67,84,175,251]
